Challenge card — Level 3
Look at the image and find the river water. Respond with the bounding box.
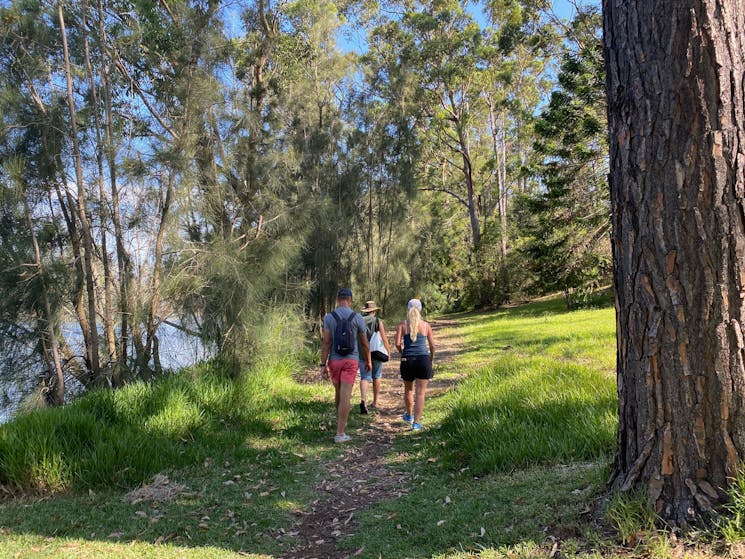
[0,323,211,424]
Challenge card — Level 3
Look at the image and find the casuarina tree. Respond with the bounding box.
[605,1,745,523]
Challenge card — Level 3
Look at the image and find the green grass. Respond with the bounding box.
[425,299,617,474]
[0,358,337,492]
[342,459,608,558]
[0,537,271,558]
[0,353,359,557]
[0,442,320,557]
[0,295,625,558]
[605,490,658,545]
[720,467,745,542]
[438,355,616,472]
[337,297,619,558]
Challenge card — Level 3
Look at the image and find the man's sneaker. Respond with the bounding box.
[334,434,350,443]
[402,413,414,423]
[360,401,368,415]
[412,422,423,431]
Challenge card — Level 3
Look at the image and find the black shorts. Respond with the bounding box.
[400,355,434,381]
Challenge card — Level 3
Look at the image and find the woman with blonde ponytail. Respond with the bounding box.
[395,298,435,431]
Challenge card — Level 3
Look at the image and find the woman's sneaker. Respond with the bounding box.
[411,422,423,431]
[402,413,414,423]
[334,434,350,443]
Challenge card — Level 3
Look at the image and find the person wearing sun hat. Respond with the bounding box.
[320,288,372,443]
[358,300,392,414]
[395,298,436,431]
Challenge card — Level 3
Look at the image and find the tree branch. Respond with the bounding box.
[418,186,469,209]
[112,58,178,140]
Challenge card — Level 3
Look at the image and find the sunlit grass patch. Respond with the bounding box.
[0,357,333,492]
[450,301,616,372]
[428,299,617,474]
[0,533,273,558]
[439,356,616,473]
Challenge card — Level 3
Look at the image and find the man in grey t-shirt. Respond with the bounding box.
[320,287,371,443]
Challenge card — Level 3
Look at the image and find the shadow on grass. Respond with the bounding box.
[341,458,607,559]
[0,441,320,556]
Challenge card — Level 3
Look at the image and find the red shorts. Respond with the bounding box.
[328,359,358,385]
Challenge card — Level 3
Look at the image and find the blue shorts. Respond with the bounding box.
[359,359,383,381]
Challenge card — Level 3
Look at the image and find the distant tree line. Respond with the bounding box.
[0,0,607,404]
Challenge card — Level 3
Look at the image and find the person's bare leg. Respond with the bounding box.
[334,381,341,412]
[360,379,369,406]
[403,380,414,417]
[413,379,429,423]
[372,378,381,407]
[337,381,354,436]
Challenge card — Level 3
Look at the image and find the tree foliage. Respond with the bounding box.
[0,0,611,407]
[522,4,610,308]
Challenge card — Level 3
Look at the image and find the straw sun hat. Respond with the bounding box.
[360,300,381,313]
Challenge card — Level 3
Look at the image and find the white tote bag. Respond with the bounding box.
[369,330,389,362]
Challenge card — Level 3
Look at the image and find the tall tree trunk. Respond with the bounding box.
[21,185,66,406]
[605,0,745,524]
[83,8,117,371]
[144,171,175,371]
[98,0,131,383]
[486,97,509,259]
[59,1,101,379]
[453,114,480,248]
[499,120,508,257]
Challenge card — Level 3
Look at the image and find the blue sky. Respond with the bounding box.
[335,0,602,54]
[552,0,599,20]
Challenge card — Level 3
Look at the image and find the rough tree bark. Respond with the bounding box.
[604,1,745,523]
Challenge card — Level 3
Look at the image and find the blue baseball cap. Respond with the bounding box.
[407,298,422,311]
[337,287,353,299]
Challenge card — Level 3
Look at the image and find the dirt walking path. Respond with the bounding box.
[284,318,463,559]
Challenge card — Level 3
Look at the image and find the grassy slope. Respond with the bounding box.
[0,360,366,557]
[0,297,625,558]
[438,298,617,473]
[340,297,619,558]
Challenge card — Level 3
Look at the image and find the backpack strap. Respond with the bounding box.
[330,309,356,326]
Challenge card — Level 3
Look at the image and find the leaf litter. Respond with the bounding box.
[123,473,191,504]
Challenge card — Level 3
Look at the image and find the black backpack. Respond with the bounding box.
[331,310,357,355]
